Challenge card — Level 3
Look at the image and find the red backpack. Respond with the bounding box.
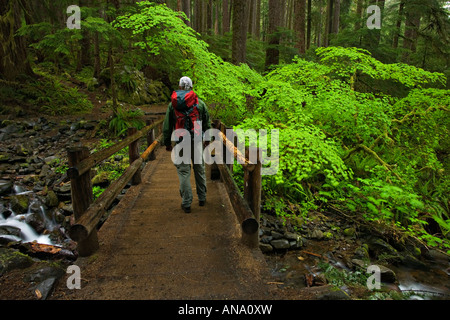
[171,90,202,138]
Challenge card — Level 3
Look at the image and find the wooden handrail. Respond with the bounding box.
[69,135,162,242]
[212,119,262,248]
[67,118,163,256]
[67,118,164,179]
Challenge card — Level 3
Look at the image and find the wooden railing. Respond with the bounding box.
[67,118,164,257]
[211,120,261,249]
[66,117,261,256]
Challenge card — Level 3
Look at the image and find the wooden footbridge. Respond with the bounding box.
[57,116,275,300]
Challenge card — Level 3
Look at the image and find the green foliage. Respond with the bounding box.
[232,46,449,252]
[113,1,264,124]
[108,107,145,136]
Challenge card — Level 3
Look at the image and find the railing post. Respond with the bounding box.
[128,127,142,185]
[67,146,99,257]
[146,120,156,161]
[243,147,262,248]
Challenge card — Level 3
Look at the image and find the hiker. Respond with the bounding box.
[163,76,211,213]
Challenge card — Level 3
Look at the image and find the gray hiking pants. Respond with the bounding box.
[174,141,207,208]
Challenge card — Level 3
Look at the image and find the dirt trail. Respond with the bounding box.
[52,147,276,300]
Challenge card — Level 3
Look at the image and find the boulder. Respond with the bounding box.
[0,180,13,195]
[259,243,273,253]
[270,239,290,250]
[10,194,30,214]
[0,248,34,275]
[310,229,324,240]
[45,190,59,208]
[378,265,397,283]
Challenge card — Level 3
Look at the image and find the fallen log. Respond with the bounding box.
[16,242,78,261]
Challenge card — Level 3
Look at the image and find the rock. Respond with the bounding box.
[317,287,351,300]
[15,144,29,156]
[92,171,110,187]
[24,265,65,284]
[289,240,302,249]
[353,244,370,260]
[0,153,10,163]
[270,239,290,250]
[60,203,73,216]
[343,227,355,237]
[45,190,59,208]
[351,259,369,270]
[0,225,22,238]
[400,254,429,271]
[44,156,58,165]
[58,125,71,134]
[0,248,34,275]
[270,231,283,240]
[0,179,13,195]
[259,243,273,253]
[378,265,397,283]
[10,194,30,214]
[285,232,300,241]
[424,249,450,262]
[114,155,124,162]
[367,237,401,261]
[311,229,324,240]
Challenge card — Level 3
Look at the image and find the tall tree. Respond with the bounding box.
[306,0,312,50]
[294,0,307,54]
[231,0,249,65]
[265,0,283,69]
[222,0,230,34]
[402,0,422,62]
[182,0,191,26]
[332,0,340,34]
[0,0,33,81]
[393,0,405,49]
[323,0,333,46]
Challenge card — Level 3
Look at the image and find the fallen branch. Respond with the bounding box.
[343,144,404,183]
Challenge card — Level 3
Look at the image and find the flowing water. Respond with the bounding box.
[0,183,55,245]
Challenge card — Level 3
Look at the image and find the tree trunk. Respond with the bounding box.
[232,0,248,65]
[222,0,230,34]
[393,0,405,49]
[0,0,34,81]
[181,0,191,26]
[323,0,333,47]
[255,0,261,40]
[332,0,340,34]
[402,1,421,62]
[265,0,283,69]
[355,0,363,31]
[306,0,311,50]
[294,0,306,54]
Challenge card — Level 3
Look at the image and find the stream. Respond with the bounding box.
[265,242,450,300]
[0,182,64,247]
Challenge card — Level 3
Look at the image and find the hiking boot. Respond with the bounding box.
[199,200,206,207]
[181,205,191,213]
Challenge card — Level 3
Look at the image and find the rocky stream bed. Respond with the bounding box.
[0,117,449,300]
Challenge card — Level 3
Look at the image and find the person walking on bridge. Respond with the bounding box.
[163,77,211,213]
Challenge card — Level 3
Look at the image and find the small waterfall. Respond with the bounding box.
[0,215,53,245]
[0,183,55,245]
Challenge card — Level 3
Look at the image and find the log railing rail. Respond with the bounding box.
[67,117,262,256]
[67,118,164,256]
[212,120,262,248]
